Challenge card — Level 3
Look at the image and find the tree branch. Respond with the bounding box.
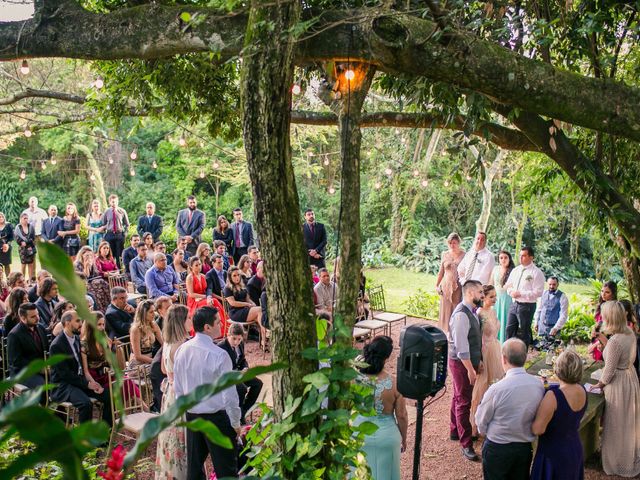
[0,87,86,106]
[0,113,91,136]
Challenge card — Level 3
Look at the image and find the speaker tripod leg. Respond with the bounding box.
[412,397,425,480]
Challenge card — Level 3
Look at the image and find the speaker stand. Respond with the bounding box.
[412,397,425,480]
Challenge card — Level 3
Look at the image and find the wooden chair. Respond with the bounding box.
[352,326,371,345]
[177,283,188,305]
[224,300,263,349]
[367,285,407,331]
[354,319,389,338]
[115,339,132,369]
[108,273,129,291]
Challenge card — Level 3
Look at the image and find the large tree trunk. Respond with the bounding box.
[474,148,505,233]
[240,0,317,426]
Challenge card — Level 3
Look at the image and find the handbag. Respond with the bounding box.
[67,237,80,248]
[25,246,35,257]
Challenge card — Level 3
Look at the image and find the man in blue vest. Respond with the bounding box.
[534,276,569,337]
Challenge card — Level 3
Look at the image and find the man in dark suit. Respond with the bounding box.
[205,254,227,302]
[7,303,49,399]
[302,209,327,268]
[49,311,112,425]
[41,205,63,247]
[122,234,140,278]
[217,324,263,424]
[230,208,255,264]
[246,261,264,305]
[27,270,52,303]
[136,202,164,242]
[105,287,135,339]
[175,195,206,256]
[34,277,59,330]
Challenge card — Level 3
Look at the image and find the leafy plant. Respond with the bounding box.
[403,289,440,320]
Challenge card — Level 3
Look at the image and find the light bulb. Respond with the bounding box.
[345,69,355,80]
[328,187,336,194]
[199,169,205,178]
[24,127,32,138]
[374,182,381,190]
[444,180,450,187]
[421,179,429,187]
[466,174,472,180]
[41,162,46,170]
[412,169,419,177]
[130,150,137,160]
[212,161,220,169]
[51,158,57,165]
[90,173,96,181]
[19,170,26,180]
[292,84,301,95]
[20,60,29,75]
[178,136,186,147]
[151,160,157,169]
[384,167,393,176]
[323,158,330,166]
[108,156,114,165]
[94,77,104,89]
[130,167,136,176]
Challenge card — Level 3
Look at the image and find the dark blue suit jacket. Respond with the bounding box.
[303,222,327,258]
[229,221,255,255]
[137,214,163,241]
[41,216,63,246]
[176,209,206,244]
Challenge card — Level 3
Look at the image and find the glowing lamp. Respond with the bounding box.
[20,60,29,75]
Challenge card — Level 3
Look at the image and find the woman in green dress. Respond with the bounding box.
[86,199,105,252]
[490,250,514,343]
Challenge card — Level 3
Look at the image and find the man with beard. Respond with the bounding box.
[534,276,569,337]
[302,208,327,268]
[448,279,484,462]
[101,194,130,270]
[49,311,112,425]
[176,195,206,256]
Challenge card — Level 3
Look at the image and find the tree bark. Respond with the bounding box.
[239,0,317,429]
[474,148,505,233]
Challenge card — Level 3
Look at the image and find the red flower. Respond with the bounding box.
[98,444,126,480]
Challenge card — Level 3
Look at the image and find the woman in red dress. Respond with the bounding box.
[185,257,228,337]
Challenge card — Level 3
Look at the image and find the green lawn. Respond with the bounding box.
[365,267,592,314]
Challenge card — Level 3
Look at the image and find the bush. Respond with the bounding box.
[557,294,596,344]
[403,288,440,320]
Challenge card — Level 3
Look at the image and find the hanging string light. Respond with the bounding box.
[412,169,419,177]
[199,169,205,178]
[20,60,29,75]
[50,158,57,165]
[151,160,158,169]
[323,156,330,166]
[374,181,382,190]
[444,180,450,187]
[212,161,220,169]
[421,179,429,187]
[108,156,114,165]
[19,169,26,180]
[24,127,32,138]
[345,68,355,81]
[129,166,136,176]
[328,186,336,194]
[94,77,104,89]
[178,135,187,147]
[384,167,393,176]
[465,174,472,181]
[291,84,301,95]
[130,149,138,160]
[90,173,96,181]
[40,161,46,171]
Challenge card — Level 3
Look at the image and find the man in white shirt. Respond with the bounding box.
[173,306,241,479]
[504,246,545,348]
[22,196,48,238]
[457,231,495,285]
[534,276,569,336]
[475,338,545,480]
[314,268,338,316]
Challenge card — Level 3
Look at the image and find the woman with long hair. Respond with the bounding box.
[224,266,264,343]
[50,301,75,337]
[142,232,156,262]
[86,199,105,253]
[435,233,465,333]
[129,299,163,368]
[170,249,188,283]
[95,241,119,278]
[0,266,9,321]
[185,257,228,336]
[1,287,28,336]
[74,246,110,312]
[237,254,252,285]
[195,243,213,275]
[155,304,189,480]
[14,213,36,282]
[589,281,618,361]
[0,212,14,275]
[213,215,233,254]
[58,202,81,261]
[490,250,515,343]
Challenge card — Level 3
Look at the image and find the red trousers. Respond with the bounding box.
[449,358,474,448]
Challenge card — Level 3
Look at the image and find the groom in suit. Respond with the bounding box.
[136,202,164,242]
[176,195,206,256]
[41,205,63,247]
[302,208,327,268]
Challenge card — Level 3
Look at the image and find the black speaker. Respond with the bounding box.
[397,324,448,399]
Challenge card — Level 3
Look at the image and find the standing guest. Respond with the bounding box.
[247,246,260,275]
[224,266,264,342]
[137,202,163,242]
[218,323,264,425]
[490,250,515,343]
[14,213,37,282]
[22,196,48,240]
[6,303,49,400]
[435,232,465,333]
[101,194,130,270]
[353,336,408,480]
[534,276,569,337]
[247,261,265,306]
[42,205,63,247]
[95,241,119,278]
[49,310,112,425]
[122,235,141,277]
[170,248,189,282]
[475,338,545,480]
[530,350,587,480]
[302,208,327,268]
[237,254,253,285]
[314,268,337,317]
[155,304,190,479]
[145,253,180,300]
[448,280,484,461]
[205,254,227,303]
[504,246,545,348]
[590,301,640,477]
[0,212,14,274]
[1,287,28,336]
[74,247,110,312]
[195,243,213,275]
[130,243,154,294]
[173,306,241,480]
[589,281,617,361]
[27,270,51,303]
[86,199,105,252]
[213,215,234,255]
[470,285,504,435]
[58,202,81,261]
[176,195,206,256]
[213,240,231,270]
[230,208,255,265]
[105,286,135,339]
[457,231,495,285]
[128,300,163,368]
[34,277,58,330]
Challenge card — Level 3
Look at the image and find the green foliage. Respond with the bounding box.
[557,295,596,344]
[402,289,440,320]
[244,316,374,480]
[0,173,23,221]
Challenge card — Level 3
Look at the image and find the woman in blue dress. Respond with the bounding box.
[531,350,587,480]
[354,336,408,480]
[86,199,105,252]
[490,250,514,343]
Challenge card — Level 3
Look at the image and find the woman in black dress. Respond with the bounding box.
[59,202,81,261]
[223,265,264,344]
[14,213,36,282]
[213,215,234,253]
[0,212,14,274]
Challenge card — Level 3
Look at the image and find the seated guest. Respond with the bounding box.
[7,271,26,290]
[7,303,49,398]
[49,310,112,425]
[74,247,110,312]
[170,248,188,282]
[155,241,171,265]
[224,266,264,343]
[105,286,135,339]
[129,300,163,368]
[122,234,140,278]
[81,312,116,388]
[195,243,213,275]
[213,215,234,256]
[174,237,192,261]
[531,350,587,480]
[142,233,156,261]
[246,261,264,306]
[205,254,227,303]
[310,265,319,285]
[475,339,545,480]
[534,276,569,337]
[145,254,180,300]
[314,268,337,317]
[154,295,173,332]
[247,246,260,275]
[187,257,228,336]
[34,277,59,330]
[137,202,163,242]
[218,323,263,424]
[2,287,28,336]
[260,288,269,330]
[213,240,232,270]
[49,301,75,337]
[95,241,119,278]
[237,255,252,285]
[27,270,52,303]
[130,243,153,294]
